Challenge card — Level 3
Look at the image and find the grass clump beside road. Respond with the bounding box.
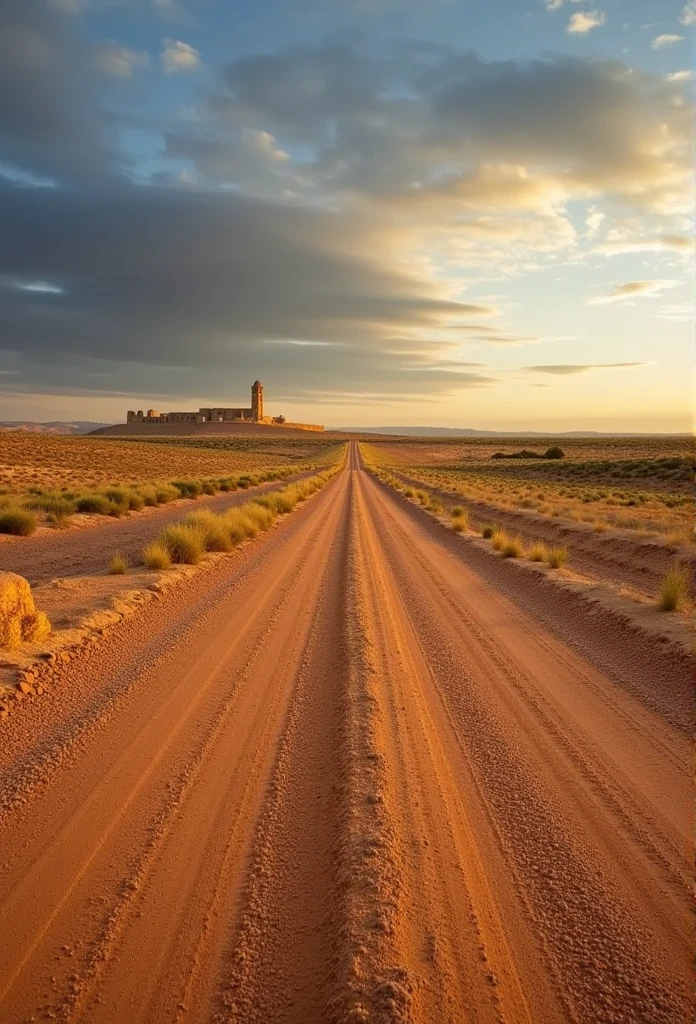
[502,535,524,558]
[0,509,37,536]
[142,541,172,570]
[529,542,548,562]
[109,554,128,575]
[546,546,568,569]
[658,564,689,611]
[143,466,341,570]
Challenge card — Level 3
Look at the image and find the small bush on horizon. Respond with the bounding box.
[109,553,128,575]
[0,508,37,536]
[658,564,689,611]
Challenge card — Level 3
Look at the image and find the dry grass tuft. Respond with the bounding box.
[159,524,205,564]
[0,572,50,649]
[491,528,508,552]
[0,508,37,536]
[658,564,690,611]
[502,535,524,558]
[546,546,568,569]
[109,553,128,575]
[529,542,548,562]
[142,541,172,570]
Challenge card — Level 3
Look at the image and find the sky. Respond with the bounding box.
[0,0,693,431]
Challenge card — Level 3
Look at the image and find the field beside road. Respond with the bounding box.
[0,441,690,1024]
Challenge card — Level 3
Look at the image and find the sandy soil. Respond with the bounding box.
[0,443,691,1023]
[0,471,315,586]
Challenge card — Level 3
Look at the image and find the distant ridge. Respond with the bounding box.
[0,421,109,435]
[334,426,684,437]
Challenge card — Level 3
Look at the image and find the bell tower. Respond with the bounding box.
[251,380,264,422]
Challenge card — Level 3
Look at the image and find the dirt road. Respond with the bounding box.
[0,443,690,1023]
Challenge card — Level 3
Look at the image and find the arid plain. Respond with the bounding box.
[0,432,692,1024]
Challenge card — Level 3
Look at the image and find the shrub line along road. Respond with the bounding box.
[0,443,690,1023]
[0,468,319,586]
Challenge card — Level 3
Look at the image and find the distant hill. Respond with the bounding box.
[335,426,678,437]
[0,421,108,435]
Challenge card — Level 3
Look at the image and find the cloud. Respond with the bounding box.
[523,363,645,374]
[567,9,606,33]
[596,234,691,255]
[680,0,696,25]
[0,0,121,184]
[587,280,678,304]
[160,39,201,74]
[92,42,149,78]
[0,179,500,401]
[652,34,684,48]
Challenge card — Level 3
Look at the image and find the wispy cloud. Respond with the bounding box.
[92,43,149,78]
[160,39,201,74]
[587,280,679,304]
[652,34,684,48]
[680,0,696,25]
[522,363,645,374]
[567,9,606,33]
[597,235,691,255]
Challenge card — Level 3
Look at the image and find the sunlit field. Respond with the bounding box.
[362,436,693,543]
[0,433,341,533]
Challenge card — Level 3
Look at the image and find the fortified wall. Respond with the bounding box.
[126,381,323,431]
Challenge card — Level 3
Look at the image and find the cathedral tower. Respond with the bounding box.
[251,380,264,422]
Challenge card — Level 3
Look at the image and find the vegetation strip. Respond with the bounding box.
[361,446,689,614]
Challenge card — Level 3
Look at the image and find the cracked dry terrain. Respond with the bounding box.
[0,442,691,1024]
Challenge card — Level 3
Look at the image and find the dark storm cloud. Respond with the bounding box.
[0,0,120,183]
[0,180,497,397]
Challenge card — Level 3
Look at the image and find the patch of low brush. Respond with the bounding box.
[502,535,524,558]
[529,542,548,562]
[159,524,205,565]
[142,541,171,570]
[658,563,689,611]
[546,546,568,569]
[109,553,128,575]
[0,508,37,536]
[491,528,508,552]
[184,510,232,552]
[451,507,468,532]
[481,524,496,539]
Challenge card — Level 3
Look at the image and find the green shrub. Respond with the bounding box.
[137,486,159,507]
[142,541,171,570]
[658,564,689,611]
[159,524,204,564]
[24,494,76,517]
[76,494,113,515]
[546,546,568,569]
[0,508,37,536]
[451,506,465,517]
[109,553,128,575]
[172,480,203,498]
[544,447,565,460]
[155,484,180,504]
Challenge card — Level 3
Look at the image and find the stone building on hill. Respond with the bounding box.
[126,380,323,431]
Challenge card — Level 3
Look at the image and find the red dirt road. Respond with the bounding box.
[0,443,691,1023]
